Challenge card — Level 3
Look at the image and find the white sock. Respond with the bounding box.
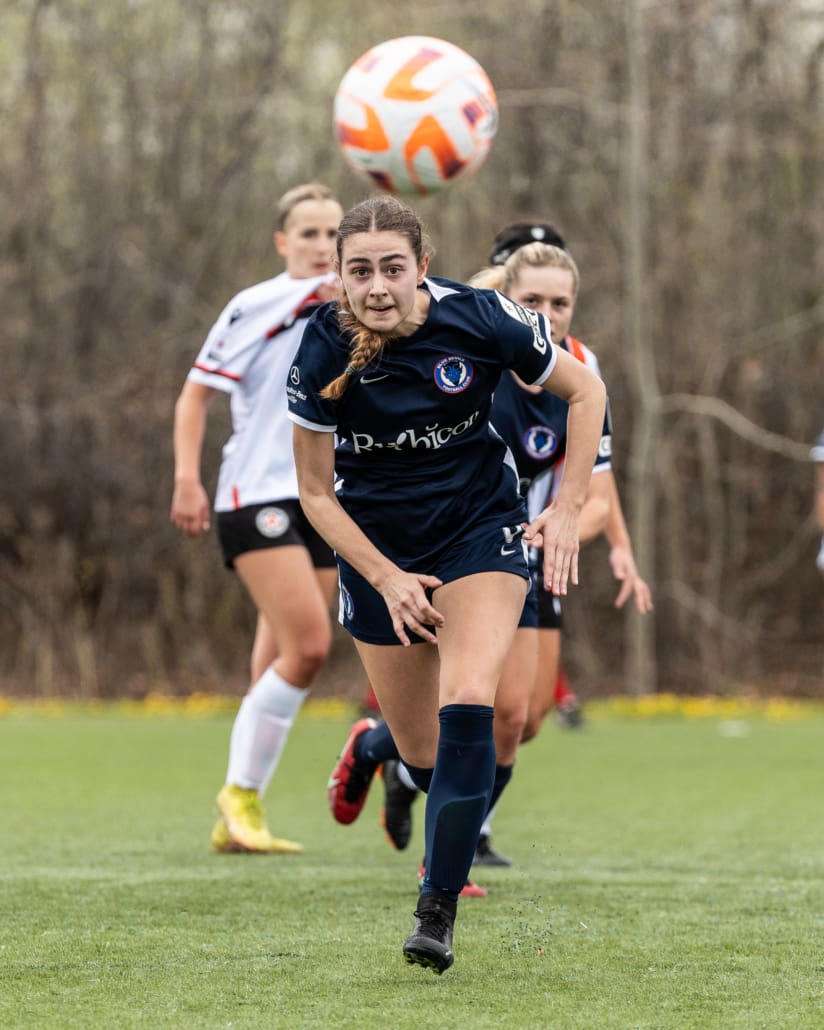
[225,668,308,793]
[480,803,497,838]
[397,762,418,792]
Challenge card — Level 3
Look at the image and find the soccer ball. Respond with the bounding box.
[333,36,498,196]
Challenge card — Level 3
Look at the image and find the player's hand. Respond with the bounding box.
[378,568,444,646]
[170,480,211,537]
[609,545,653,613]
[525,503,580,596]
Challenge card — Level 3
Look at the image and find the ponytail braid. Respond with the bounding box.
[319,291,387,400]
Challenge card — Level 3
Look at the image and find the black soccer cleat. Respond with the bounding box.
[403,893,457,975]
[473,832,513,868]
[380,759,418,850]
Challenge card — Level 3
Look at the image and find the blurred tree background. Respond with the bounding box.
[1,0,822,699]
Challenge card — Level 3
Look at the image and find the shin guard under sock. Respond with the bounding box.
[421,703,495,900]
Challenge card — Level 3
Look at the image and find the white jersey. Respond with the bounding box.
[188,272,336,511]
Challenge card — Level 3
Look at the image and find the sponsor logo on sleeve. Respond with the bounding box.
[495,293,547,354]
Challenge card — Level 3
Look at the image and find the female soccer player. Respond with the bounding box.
[287,194,606,974]
[380,230,652,873]
[469,236,652,864]
[170,183,343,854]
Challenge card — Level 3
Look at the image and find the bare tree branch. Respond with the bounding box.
[657,395,814,460]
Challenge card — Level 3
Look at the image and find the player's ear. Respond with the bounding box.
[274,231,288,257]
[417,253,430,284]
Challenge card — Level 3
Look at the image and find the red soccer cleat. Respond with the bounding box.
[417,861,488,899]
[327,717,378,824]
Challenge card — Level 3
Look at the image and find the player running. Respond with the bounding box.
[288,195,605,974]
[171,184,342,855]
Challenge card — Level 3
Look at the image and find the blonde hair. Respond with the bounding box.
[467,266,505,291]
[501,242,580,298]
[320,196,432,401]
[276,183,337,230]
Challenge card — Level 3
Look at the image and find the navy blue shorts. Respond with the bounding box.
[518,557,563,630]
[338,517,531,645]
[217,499,336,570]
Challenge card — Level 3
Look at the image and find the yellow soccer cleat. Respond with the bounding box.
[211,817,244,853]
[216,785,303,854]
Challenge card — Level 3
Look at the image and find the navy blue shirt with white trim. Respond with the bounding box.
[490,340,613,504]
[287,277,557,565]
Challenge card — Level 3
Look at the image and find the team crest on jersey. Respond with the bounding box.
[340,584,355,622]
[255,506,289,538]
[523,425,560,461]
[434,355,474,394]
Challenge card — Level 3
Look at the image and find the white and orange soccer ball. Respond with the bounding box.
[333,36,498,196]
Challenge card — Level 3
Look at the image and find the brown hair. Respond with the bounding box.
[275,183,337,230]
[320,195,433,401]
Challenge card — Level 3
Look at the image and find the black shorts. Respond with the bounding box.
[216,499,336,570]
[518,558,563,630]
[337,516,530,646]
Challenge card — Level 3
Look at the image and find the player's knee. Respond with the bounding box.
[286,627,332,683]
[494,702,527,757]
[520,714,542,744]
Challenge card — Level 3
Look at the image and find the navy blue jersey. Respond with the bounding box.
[490,337,613,502]
[287,277,556,565]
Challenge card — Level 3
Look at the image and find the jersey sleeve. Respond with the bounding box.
[286,307,344,433]
[187,292,270,394]
[488,290,557,386]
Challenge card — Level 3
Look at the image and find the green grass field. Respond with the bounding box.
[1,703,822,1029]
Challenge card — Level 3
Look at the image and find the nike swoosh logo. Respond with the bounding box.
[500,545,516,556]
[360,374,389,384]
